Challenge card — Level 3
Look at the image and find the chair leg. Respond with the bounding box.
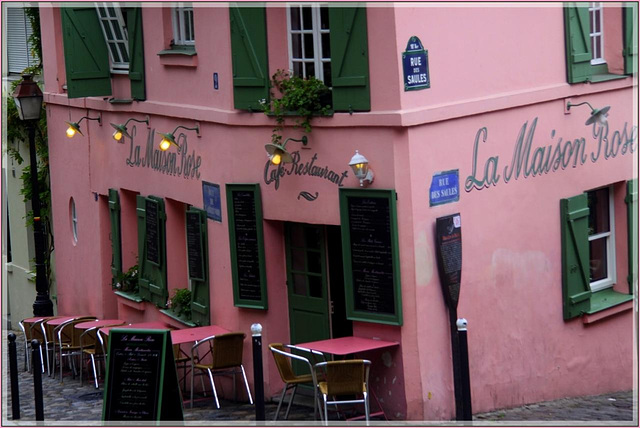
[364,392,370,425]
[207,369,221,409]
[91,355,99,389]
[284,384,298,420]
[190,365,195,408]
[239,365,253,405]
[274,384,288,421]
[323,394,329,426]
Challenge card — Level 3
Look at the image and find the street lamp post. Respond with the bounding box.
[12,74,54,316]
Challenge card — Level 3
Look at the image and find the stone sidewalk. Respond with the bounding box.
[2,330,636,425]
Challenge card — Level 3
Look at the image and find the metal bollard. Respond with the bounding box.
[9,333,21,420]
[457,319,472,420]
[31,339,44,421]
[251,323,265,421]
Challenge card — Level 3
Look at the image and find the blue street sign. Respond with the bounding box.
[403,36,430,91]
[202,181,222,222]
[430,170,460,206]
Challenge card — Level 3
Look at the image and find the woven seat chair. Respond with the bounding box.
[190,332,252,409]
[315,359,371,425]
[269,343,324,421]
[56,317,97,382]
[19,317,51,372]
[80,321,125,388]
[174,343,191,393]
[43,316,95,377]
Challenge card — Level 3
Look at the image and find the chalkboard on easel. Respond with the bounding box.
[102,329,183,422]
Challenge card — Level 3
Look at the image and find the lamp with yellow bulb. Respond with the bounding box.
[65,114,101,138]
[110,116,149,142]
[265,136,308,165]
[349,150,375,187]
[157,124,199,151]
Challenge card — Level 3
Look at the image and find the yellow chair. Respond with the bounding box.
[268,343,325,421]
[190,332,253,408]
[315,359,371,425]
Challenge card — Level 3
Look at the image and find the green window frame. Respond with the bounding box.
[560,182,635,320]
[229,3,370,112]
[226,184,268,310]
[108,189,123,284]
[339,188,403,326]
[61,6,146,100]
[626,179,638,291]
[564,2,636,83]
[136,195,168,307]
[186,206,210,326]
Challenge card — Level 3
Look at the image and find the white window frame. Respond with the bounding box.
[95,2,129,73]
[589,2,605,65]
[286,3,330,84]
[172,3,195,46]
[587,185,616,292]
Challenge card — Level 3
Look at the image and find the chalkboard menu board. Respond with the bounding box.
[226,184,268,309]
[186,211,205,281]
[435,214,462,310]
[146,199,160,265]
[340,189,402,325]
[102,329,183,422]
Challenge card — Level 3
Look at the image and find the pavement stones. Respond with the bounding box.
[3,330,636,425]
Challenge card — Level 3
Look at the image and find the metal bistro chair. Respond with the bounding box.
[315,359,371,425]
[269,343,325,421]
[56,318,96,382]
[80,322,125,388]
[19,317,50,372]
[190,332,253,409]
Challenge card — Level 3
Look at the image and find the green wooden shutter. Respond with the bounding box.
[564,3,593,83]
[108,189,122,281]
[229,4,269,111]
[136,195,168,306]
[186,207,210,326]
[624,5,638,75]
[329,5,370,112]
[60,7,112,98]
[560,193,592,320]
[626,179,638,292]
[127,7,146,101]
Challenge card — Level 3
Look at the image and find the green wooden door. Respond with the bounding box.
[285,223,330,348]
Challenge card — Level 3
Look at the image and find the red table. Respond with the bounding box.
[296,336,399,356]
[74,319,126,330]
[98,321,170,336]
[296,336,399,421]
[170,325,230,345]
[46,315,95,327]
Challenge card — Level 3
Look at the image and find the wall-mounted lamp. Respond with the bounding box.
[65,114,102,138]
[265,136,308,165]
[349,150,375,187]
[567,101,610,126]
[110,116,149,142]
[158,125,199,151]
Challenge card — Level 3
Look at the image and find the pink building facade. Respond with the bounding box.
[39,3,636,420]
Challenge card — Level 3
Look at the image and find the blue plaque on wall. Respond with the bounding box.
[402,36,430,91]
[202,181,222,222]
[430,170,459,206]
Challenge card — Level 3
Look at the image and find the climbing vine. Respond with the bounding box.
[5,7,53,285]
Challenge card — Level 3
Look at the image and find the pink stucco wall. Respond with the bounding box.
[39,3,636,421]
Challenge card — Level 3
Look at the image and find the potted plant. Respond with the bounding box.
[262,69,332,145]
[114,264,139,293]
[169,288,192,320]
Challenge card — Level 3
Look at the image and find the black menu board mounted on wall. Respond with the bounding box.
[186,210,205,281]
[339,189,402,326]
[102,329,183,422]
[145,198,160,265]
[226,184,268,310]
[435,213,462,311]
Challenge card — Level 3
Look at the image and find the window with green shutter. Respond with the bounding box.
[60,6,146,100]
[108,189,122,284]
[136,195,168,307]
[564,2,635,84]
[560,187,633,320]
[185,207,210,326]
[624,5,638,75]
[229,4,270,111]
